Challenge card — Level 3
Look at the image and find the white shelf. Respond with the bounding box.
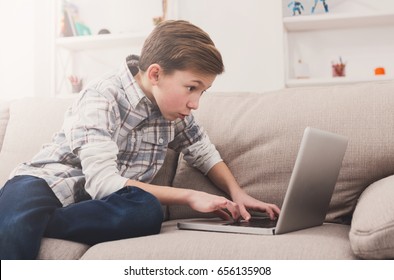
[56,31,150,51]
[286,76,394,88]
[283,12,394,31]
[283,6,394,88]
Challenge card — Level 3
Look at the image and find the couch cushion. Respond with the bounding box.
[170,81,394,223]
[81,220,355,259]
[349,175,394,259]
[38,238,90,260]
[0,97,74,187]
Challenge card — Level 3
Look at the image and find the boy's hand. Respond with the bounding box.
[206,162,280,221]
[231,189,281,221]
[186,190,241,221]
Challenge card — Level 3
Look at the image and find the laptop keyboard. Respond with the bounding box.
[226,217,278,228]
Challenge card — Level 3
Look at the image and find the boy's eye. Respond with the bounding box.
[187,86,207,95]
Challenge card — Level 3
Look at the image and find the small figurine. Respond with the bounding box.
[68,75,83,93]
[288,1,304,16]
[311,0,329,14]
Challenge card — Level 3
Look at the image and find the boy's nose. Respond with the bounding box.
[187,96,200,110]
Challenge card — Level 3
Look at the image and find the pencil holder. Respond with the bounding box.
[332,63,346,77]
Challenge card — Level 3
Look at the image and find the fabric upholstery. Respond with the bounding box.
[349,175,394,259]
[0,101,10,150]
[170,81,394,223]
[38,238,89,260]
[81,220,355,260]
[0,98,74,186]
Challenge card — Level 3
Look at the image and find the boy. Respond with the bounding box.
[0,20,280,259]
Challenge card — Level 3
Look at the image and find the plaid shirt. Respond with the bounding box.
[11,61,221,206]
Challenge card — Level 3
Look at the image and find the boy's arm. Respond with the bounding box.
[206,161,281,221]
[124,179,240,220]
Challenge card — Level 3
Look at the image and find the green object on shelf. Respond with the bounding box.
[75,22,92,36]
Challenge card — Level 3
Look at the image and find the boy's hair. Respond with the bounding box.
[139,20,224,75]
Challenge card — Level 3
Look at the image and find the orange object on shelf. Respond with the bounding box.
[375,67,386,75]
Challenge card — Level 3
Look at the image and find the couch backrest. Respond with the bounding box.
[169,81,394,223]
[0,97,75,186]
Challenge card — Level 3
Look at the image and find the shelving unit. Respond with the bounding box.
[283,1,394,88]
[55,32,149,51]
[283,11,394,31]
[52,0,162,96]
[286,75,394,88]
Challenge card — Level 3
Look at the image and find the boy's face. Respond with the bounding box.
[151,69,216,121]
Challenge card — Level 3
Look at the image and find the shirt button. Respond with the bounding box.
[131,137,136,143]
[158,138,164,144]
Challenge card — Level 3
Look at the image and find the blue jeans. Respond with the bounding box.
[0,175,163,260]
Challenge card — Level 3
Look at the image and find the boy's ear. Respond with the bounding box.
[147,64,161,85]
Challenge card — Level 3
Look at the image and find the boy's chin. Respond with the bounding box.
[163,113,185,121]
[162,114,178,121]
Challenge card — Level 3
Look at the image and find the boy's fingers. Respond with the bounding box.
[213,209,232,221]
[214,199,240,220]
[239,204,251,221]
[225,200,241,220]
[266,204,281,220]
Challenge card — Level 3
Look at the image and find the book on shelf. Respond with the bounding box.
[62,8,77,37]
[60,2,91,37]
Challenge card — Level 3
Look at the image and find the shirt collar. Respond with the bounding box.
[119,61,150,108]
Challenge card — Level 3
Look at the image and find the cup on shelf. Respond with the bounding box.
[332,57,346,77]
[332,64,346,77]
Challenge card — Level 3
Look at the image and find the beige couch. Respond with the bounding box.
[1,81,394,260]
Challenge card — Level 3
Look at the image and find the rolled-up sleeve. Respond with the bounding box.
[169,114,222,175]
[79,142,128,199]
[63,89,127,199]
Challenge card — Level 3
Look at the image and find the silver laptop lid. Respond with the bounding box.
[275,127,348,234]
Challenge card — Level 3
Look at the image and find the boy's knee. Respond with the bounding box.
[0,222,36,259]
[145,195,164,234]
[116,187,164,236]
[132,187,164,233]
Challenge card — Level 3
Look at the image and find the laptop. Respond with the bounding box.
[177,127,348,235]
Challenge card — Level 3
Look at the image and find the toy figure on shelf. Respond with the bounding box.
[311,0,329,14]
[288,1,304,16]
[68,75,83,93]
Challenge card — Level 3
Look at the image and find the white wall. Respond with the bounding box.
[0,0,285,99]
[0,0,36,100]
[177,0,285,93]
[3,1,394,99]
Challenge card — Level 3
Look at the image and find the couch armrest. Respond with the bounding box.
[349,175,394,259]
[0,101,11,151]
